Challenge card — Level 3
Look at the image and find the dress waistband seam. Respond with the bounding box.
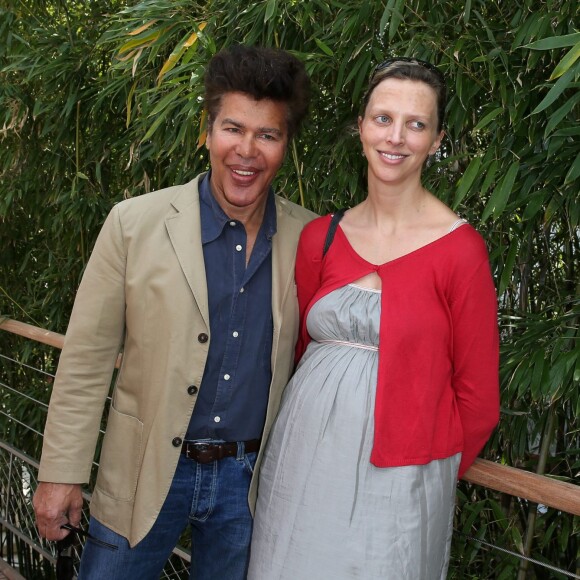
[317,339,378,351]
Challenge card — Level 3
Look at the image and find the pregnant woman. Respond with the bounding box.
[249,57,500,580]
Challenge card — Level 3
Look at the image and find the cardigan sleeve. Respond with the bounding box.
[450,251,500,478]
[294,216,331,363]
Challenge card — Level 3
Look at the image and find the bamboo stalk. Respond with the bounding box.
[516,407,556,579]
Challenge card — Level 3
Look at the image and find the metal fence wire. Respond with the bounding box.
[0,350,191,579]
[0,442,191,579]
[1,335,579,579]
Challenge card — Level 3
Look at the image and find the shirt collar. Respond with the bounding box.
[199,172,277,244]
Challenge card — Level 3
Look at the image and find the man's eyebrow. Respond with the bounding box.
[259,126,283,136]
[221,118,283,135]
[221,118,243,128]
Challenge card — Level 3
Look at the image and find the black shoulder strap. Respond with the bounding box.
[322,208,346,258]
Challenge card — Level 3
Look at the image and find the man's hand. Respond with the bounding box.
[33,482,84,541]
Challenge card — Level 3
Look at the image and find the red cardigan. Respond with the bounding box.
[295,215,500,478]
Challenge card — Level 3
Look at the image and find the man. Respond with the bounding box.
[33,45,315,579]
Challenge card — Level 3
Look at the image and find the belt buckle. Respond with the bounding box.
[183,441,206,460]
[193,442,217,463]
[192,442,211,451]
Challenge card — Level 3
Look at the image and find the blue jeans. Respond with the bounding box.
[78,443,257,580]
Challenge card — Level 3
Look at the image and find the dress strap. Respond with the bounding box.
[449,218,468,233]
[323,209,347,257]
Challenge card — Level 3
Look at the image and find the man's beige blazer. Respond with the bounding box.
[38,174,316,546]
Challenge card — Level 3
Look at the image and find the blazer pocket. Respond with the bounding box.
[95,406,143,501]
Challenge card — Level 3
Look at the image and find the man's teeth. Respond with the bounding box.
[381,153,404,160]
[233,169,256,176]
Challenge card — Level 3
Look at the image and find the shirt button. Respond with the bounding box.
[239,287,245,293]
[232,331,239,338]
[214,416,221,423]
[198,333,208,343]
[224,374,230,380]
[187,385,198,395]
[229,221,236,227]
[235,244,243,252]
[172,437,182,447]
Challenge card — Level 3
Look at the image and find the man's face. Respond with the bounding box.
[206,92,288,219]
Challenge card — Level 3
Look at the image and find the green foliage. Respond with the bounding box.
[1,0,578,577]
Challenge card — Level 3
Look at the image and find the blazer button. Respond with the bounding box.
[198,333,209,343]
[187,385,198,395]
[172,437,183,447]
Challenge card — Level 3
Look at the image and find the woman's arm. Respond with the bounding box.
[294,216,330,362]
[451,252,500,478]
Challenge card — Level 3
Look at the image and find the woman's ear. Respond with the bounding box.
[429,130,445,155]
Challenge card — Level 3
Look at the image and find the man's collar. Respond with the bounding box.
[199,172,277,243]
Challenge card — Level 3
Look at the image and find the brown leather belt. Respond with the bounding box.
[181,439,260,464]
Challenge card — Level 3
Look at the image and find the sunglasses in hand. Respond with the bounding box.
[55,524,117,580]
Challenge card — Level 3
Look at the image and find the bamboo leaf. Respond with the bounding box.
[184,23,207,48]
[140,108,171,142]
[149,85,186,117]
[543,91,580,138]
[552,126,580,137]
[388,0,405,41]
[157,48,186,83]
[471,107,503,133]
[482,161,520,221]
[479,159,499,196]
[463,0,472,24]
[510,527,524,553]
[157,23,207,84]
[379,0,395,38]
[118,29,160,55]
[564,152,580,186]
[128,20,158,37]
[522,190,548,221]
[549,42,580,80]
[264,0,277,23]
[314,38,334,57]
[499,237,519,296]
[530,66,577,115]
[558,517,570,553]
[168,115,191,156]
[453,156,481,209]
[523,32,580,50]
[116,48,138,62]
[132,47,143,78]
[197,108,208,150]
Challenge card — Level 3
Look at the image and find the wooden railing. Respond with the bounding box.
[1,317,579,516]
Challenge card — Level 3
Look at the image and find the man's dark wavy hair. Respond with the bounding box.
[204,45,310,140]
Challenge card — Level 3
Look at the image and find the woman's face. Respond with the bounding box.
[358,77,443,188]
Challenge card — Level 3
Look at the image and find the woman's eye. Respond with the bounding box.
[376,115,390,124]
[410,121,426,130]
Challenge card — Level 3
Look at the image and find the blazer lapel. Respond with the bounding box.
[272,199,302,332]
[165,176,210,328]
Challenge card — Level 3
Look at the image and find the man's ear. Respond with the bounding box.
[205,119,212,151]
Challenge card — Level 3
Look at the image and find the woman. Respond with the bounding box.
[249,58,499,579]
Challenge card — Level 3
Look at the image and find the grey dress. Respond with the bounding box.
[248,283,460,580]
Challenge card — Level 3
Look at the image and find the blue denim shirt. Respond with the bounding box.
[185,174,276,441]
